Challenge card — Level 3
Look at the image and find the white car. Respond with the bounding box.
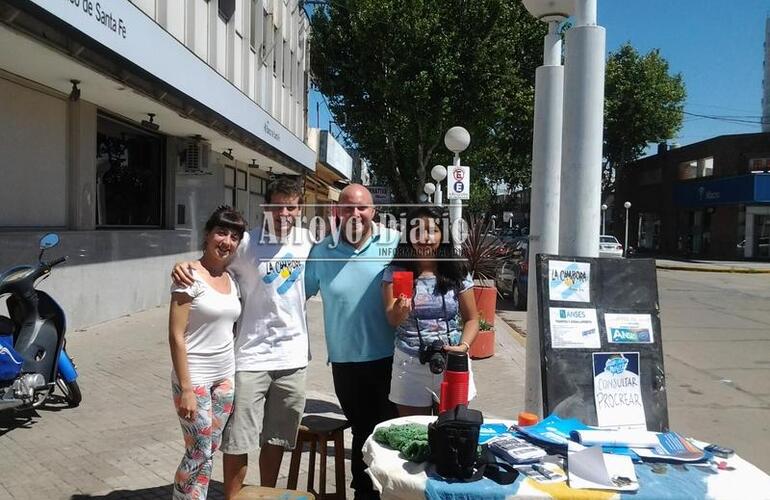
[599,235,624,258]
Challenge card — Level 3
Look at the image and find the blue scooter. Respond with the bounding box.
[0,233,80,412]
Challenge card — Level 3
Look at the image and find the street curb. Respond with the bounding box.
[656,264,770,274]
[495,314,527,348]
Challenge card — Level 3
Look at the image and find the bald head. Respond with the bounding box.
[339,184,374,205]
[338,184,376,248]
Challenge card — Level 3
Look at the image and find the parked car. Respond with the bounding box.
[736,237,770,252]
[497,239,528,310]
[599,235,624,258]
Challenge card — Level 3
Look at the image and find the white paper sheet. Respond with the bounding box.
[571,429,659,448]
[549,260,591,302]
[592,352,647,429]
[604,313,655,344]
[568,442,639,491]
[549,308,601,349]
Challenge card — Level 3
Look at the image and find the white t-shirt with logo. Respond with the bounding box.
[228,227,312,371]
[171,270,240,385]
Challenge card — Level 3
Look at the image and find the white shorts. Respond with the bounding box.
[389,347,477,408]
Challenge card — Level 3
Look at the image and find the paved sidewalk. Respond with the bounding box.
[0,297,526,499]
[655,258,770,273]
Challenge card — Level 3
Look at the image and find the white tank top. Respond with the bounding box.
[171,270,240,385]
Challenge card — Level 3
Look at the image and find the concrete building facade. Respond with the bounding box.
[0,0,314,329]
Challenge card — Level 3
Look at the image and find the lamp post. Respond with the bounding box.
[423,182,436,204]
[623,201,631,257]
[601,203,608,235]
[431,165,447,207]
[558,0,606,258]
[444,127,471,250]
[522,0,571,417]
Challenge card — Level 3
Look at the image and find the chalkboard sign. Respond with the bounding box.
[536,254,669,432]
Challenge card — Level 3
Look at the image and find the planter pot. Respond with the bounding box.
[470,328,495,359]
[473,285,497,325]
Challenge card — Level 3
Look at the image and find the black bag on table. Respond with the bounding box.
[427,405,518,484]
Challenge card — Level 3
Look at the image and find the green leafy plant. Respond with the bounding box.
[479,315,494,332]
[462,215,508,287]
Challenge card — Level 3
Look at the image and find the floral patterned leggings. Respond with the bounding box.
[172,378,235,499]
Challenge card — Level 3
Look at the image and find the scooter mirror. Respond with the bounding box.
[39,233,60,250]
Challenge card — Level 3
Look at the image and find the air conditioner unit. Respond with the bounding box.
[180,138,212,175]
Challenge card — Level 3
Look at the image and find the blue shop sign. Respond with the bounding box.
[674,174,770,207]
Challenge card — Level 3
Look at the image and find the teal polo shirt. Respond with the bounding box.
[305,225,400,363]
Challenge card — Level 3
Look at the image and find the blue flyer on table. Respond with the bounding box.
[517,415,641,461]
[517,414,590,446]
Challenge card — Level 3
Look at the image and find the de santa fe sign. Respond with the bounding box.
[64,0,128,39]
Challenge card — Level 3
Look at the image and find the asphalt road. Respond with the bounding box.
[657,269,770,473]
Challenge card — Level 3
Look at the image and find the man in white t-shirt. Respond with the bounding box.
[172,177,311,499]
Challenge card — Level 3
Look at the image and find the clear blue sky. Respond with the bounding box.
[308,0,769,148]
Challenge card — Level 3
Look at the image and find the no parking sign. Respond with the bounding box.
[447,166,470,200]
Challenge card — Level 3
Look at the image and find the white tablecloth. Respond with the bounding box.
[362,416,770,500]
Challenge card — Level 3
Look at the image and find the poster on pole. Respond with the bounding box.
[548,260,591,302]
[592,352,646,429]
[604,313,655,344]
[549,308,601,349]
[447,166,470,200]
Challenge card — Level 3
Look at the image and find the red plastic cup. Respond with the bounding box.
[392,271,414,299]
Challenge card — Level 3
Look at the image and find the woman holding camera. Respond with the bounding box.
[382,206,479,416]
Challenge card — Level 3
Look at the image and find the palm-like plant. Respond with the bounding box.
[461,215,509,288]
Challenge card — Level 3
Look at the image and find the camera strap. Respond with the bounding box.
[413,282,453,350]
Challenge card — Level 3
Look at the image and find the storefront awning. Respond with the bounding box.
[674,174,770,208]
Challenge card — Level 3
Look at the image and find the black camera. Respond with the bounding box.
[419,339,447,374]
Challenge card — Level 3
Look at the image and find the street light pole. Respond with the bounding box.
[431,165,447,207]
[423,182,436,205]
[444,127,471,250]
[601,203,608,235]
[558,0,606,258]
[521,3,567,416]
[624,201,631,257]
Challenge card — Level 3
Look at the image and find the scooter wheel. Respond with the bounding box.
[57,378,82,407]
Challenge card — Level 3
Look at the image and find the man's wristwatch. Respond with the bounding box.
[460,341,471,352]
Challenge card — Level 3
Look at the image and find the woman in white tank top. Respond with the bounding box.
[168,206,245,500]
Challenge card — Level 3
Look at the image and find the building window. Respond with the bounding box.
[273,26,279,75]
[678,157,714,180]
[749,157,770,172]
[95,114,164,227]
[249,174,266,228]
[237,169,248,213]
[262,11,271,66]
[225,166,236,206]
[250,0,258,49]
[219,0,236,21]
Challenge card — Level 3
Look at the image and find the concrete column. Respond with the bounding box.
[745,207,755,258]
[67,100,97,230]
[558,23,606,257]
[525,20,564,416]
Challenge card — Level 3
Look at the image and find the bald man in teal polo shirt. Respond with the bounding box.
[305,184,399,500]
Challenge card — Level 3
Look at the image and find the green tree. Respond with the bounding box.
[309,0,545,202]
[603,43,686,192]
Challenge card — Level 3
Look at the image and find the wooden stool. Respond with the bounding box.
[287,415,350,500]
[234,485,315,499]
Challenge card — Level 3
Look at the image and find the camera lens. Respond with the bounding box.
[429,352,446,374]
